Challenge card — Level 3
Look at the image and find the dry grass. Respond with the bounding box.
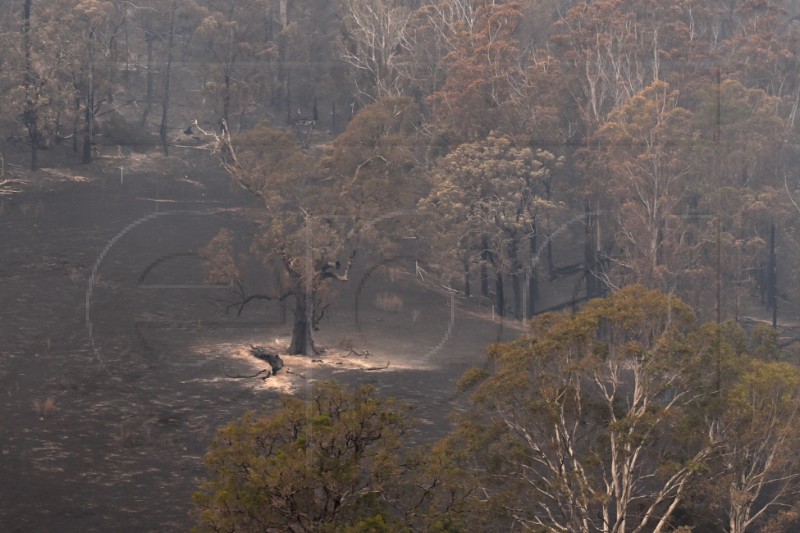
[33,397,56,419]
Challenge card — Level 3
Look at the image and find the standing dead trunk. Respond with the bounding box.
[278,0,287,29]
[480,235,489,297]
[511,271,522,319]
[769,222,777,328]
[159,2,176,156]
[222,25,234,125]
[288,294,310,355]
[510,239,522,319]
[22,0,40,171]
[528,231,538,318]
[495,271,505,318]
[463,261,471,298]
[72,96,80,152]
[585,202,598,299]
[141,31,154,126]
[83,30,95,164]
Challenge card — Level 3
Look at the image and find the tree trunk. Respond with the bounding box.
[585,202,597,299]
[159,2,177,156]
[495,271,505,318]
[285,68,292,125]
[72,96,80,152]
[509,238,522,319]
[511,271,522,319]
[83,30,95,164]
[29,131,39,171]
[480,236,489,297]
[222,25,234,125]
[528,232,537,318]
[141,31,154,126]
[288,295,310,355]
[124,10,130,81]
[463,261,470,298]
[22,0,40,171]
[545,181,555,278]
[278,0,287,29]
[769,222,777,328]
[223,70,231,125]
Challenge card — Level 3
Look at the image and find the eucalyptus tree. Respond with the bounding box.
[419,133,562,318]
[206,97,422,354]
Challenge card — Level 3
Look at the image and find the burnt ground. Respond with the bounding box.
[0,145,577,532]
[3,143,799,532]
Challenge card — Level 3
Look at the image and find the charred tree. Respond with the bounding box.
[22,0,41,170]
[159,2,176,156]
[463,261,471,298]
[480,235,490,297]
[769,222,777,328]
[528,231,538,318]
[82,30,95,164]
[496,271,505,318]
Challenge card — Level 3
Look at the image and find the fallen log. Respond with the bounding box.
[224,368,270,379]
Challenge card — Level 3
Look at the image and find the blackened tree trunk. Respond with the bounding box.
[285,68,292,125]
[584,203,598,299]
[528,231,538,318]
[480,236,489,297]
[83,30,95,164]
[510,239,522,319]
[511,271,522,319]
[496,271,505,318]
[141,31,154,126]
[159,2,176,156]
[769,223,777,328]
[72,96,80,152]
[463,261,471,298]
[288,294,310,355]
[544,180,555,278]
[22,0,40,171]
[222,24,234,126]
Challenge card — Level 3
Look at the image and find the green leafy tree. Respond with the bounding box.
[716,359,800,533]
[690,323,800,532]
[453,286,717,532]
[587,82,698,293]
[192,381,414,532]
[419,133,562,318]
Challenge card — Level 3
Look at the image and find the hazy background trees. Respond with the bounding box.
[4,0,800,363]
[3,0,800,347]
